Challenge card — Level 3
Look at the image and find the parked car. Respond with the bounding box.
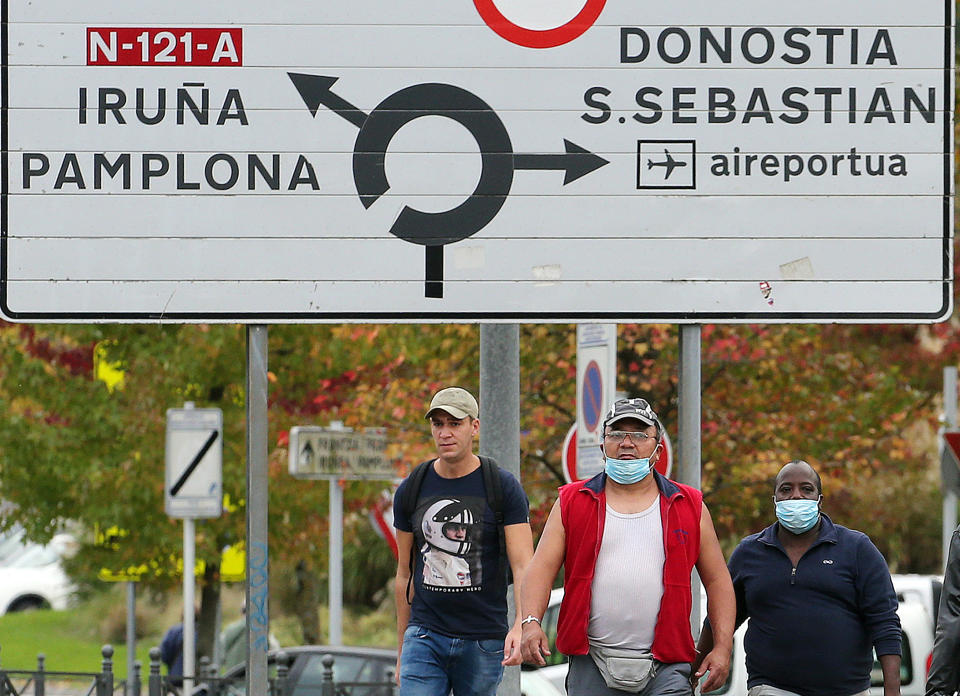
[0,525,26,563]
[193,643,562,696]
[892,573,943,628]
[525,584,935,696]
[521,588,569,695]
[869,599,934,696]
[193,645,396,696]
[0,532,76,614]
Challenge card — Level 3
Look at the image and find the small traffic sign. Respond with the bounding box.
[944,432,960,464]
[941,430,960,495]
[165,407,223,518]
[288,426,391,480]
[581,360,604,433]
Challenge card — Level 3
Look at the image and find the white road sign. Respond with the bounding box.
[1,1,952,322]
[288,427,391,480]
[165,407,223,518]
[576,324,617,478]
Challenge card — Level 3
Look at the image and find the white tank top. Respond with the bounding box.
[587,497,665,652]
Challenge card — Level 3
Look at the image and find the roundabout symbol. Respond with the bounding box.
[288,73,609,298]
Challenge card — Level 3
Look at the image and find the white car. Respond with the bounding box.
[891,573,942,628]
[524,583,935,696]
[0,532,76,614]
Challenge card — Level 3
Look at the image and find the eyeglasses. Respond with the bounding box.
[604,430,656,443]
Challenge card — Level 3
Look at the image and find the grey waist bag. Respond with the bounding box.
[588,646,657,693]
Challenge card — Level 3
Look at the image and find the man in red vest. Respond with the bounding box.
[519,397,735,696]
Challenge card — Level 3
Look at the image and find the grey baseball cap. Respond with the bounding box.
[602,398,661,433]
[425,387,479,420]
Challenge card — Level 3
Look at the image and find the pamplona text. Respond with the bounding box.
[21,83,321,192]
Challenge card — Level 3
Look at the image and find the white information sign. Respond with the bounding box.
[165,407,223,518]
[288,426,391,480]
[576,324,617,479]
[1,1,952,322]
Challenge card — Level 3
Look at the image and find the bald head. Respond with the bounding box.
[775,460,822,496]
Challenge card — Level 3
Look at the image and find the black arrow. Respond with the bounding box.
[288,73,368,128]
[514,139,609,184]
[169,430,219,497]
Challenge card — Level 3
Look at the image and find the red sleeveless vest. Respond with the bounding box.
[556,471,702,663]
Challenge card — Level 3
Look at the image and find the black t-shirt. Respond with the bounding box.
[393,460,529,639]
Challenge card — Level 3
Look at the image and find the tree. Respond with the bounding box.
[1,312,957,660]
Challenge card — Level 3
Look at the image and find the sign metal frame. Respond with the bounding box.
[0,1,953,323]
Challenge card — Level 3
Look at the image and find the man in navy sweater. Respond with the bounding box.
[695,460,901,696]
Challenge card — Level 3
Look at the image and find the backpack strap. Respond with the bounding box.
[402,459,433,605]
[479,456,512,590]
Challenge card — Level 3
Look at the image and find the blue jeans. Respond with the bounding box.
[399,623,505,696]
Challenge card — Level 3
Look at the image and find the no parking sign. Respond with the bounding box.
[576,324,617,479]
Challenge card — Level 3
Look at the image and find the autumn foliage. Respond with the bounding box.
[0,313,956,644]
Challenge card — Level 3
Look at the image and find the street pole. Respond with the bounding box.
[245,325,269,696]
[944,366,957,570]
[126,582,135,696]
[329,477,344,644]
[679,324,702,636]
[183,517,195,695]
[327,420,348,646]
[479,324,520,696]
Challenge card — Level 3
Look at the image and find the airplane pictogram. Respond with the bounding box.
[647,149,687,180]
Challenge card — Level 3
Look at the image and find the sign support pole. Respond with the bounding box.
[245,326,269,696]
[679,324,702,637]
[183,517,196,694]
[126,581,135,696]
[479,324,520,696]
[330,478,344,645]
[324,421,348,646]
[944,366,957,570]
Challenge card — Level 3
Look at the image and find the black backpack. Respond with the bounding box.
[400,456,512,603]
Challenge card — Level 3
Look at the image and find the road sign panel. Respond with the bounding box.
[1,0,952,322]
[577,324,616,478]
[944,431,960,463]
[288,426,391,480]
[581,361,604,432]
[165,407,223,518]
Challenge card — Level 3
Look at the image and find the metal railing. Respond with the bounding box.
[0,645,120,696]
[144,648,289,696]
[1,646,394,696]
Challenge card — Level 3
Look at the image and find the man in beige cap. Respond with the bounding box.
[393,387,534,696]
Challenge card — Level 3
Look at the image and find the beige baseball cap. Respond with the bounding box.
[425,387,479,420]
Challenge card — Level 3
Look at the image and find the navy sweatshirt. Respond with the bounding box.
[729,514,901,696]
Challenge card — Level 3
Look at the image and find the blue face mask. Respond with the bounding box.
[775,498,821,534]
[605,456,652,484]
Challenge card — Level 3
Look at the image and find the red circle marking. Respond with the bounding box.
[474,0,607,48]
[654,430,672,478]
[561,424,577,483]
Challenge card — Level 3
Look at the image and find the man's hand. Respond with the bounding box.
[394,656,401,685]
[693,647,730,693]
[520,623,551,666]
[502,625,523,665]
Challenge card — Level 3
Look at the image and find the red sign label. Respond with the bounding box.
[87,28,243,66]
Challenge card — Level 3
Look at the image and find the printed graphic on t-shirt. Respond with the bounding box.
[415,496,485,592]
